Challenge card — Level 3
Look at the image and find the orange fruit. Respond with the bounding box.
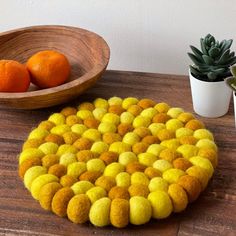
[26,50,70,89]
[0,60,30,92]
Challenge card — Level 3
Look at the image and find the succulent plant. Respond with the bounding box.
[225,66,236,92]
[188,34,236,82]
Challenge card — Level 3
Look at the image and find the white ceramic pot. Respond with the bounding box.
[189,70,232,118]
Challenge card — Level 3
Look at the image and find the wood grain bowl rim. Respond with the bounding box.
[0,25,110,100]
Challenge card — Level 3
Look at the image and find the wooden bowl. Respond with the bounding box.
[0,25,110,109]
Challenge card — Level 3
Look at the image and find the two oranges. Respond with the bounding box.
[0,50,70,92]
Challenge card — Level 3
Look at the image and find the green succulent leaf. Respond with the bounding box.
[207,72,217,81]
[190,45,203,60]
[220,39,233,53]
[189,65,204,77]
[200,38,208,55]
[202,55,214,65]
[188,53,204,65]
[217,49,230,65]
[208,47,220,58]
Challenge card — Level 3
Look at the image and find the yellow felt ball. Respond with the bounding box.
[50,124,71,135]
[198,148,218,168]
[166,119,183,131]
[131,172,149,186]
[122,97,139,109]
[140,107,158,119]
[78,102,95,111]
[120,112,135,124]
[177,144,199,159]
[153,159,173,172]
[82,129,101,142]
[109,142,131,154]
[98,122,117,134]
[138,152,157,167]
[77,110,93,120]
[196,139,217,152]
[148,123,166,136]
[71,124,87,135]
[133,115,151,128]
[94,98,109,109]
[123,132,140,146]
[28,128,49,140]
[38,142,58,155]
[48,113,65,125]
[30,174,59,200]
[167,107,184,118]
[146,144,166,156]
[87,158,105,172]
[129,196,152,225]
[86,186,107,204]
[104,162,125,177]
[168,183,188,213]
[71,181,94,195]
[24,166,47,190]
[90,141,109,154]
[189,156,214,178]
[59,153,77,166]
[162,168,186,184]
[116,172,131,187]
[176,127,194,138]
[161,139,180,151]
[194,129,214,140]
[19,148,44,165]
[154,102,170,113]
[67,162,87,178]
[148,177,169,192]
[148,190,173,219]
[89,197,111,227]
[92,107,107,121]
[118,152,137,166]
[102,113,120,125]
[57,144,77,156]
[108,96,123,106]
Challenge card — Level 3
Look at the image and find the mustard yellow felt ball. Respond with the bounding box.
[128,184,149,198]
[148,123,166,136]
[126,161,146,174]
[198,148,218,168]
[90,141,109,154]
[86,186,107,204]
[108,105,125,116]
[131,172,149,186]
[153,159,173,172]
[60,106,77,116]
[148,177,169,192]
[98,122,117,134]
[30,174,59,200]
[179,136,198,145]
[159,148,181,162]
[167,107,184,118]
[154,102,170,113]
[162,168,186,184]
[22,138,44,151]
[185,119,205,131]
[109,141,131,154]
[109,186,130,200]
[19,148,44,164]
[67,194,91,224]
[78,102,95,111]
[19,157,42,179]
[103,132,122,144]
[99,151,119,165]
[108,96,123,106]
[116,172,131,187]
[177,144,199,159]
[132,142,149,155]
[71,181,94,195]
[62,131,80,145]
[87,158,105,173]
[48,164,67,178]
[95,176,116,192]
[176,127,194,138]
[118,152,137,166]
[127,104,143,116]
[103,162,125,177]
[102,113,120,125]
[79,171,101,185]
[38,120,55,131]
[38,142,59,155]
[133,127,151,138]
[140,107,158,119]
[82,128,101,142]
[60,175,78,187]
[157,129,175,141]
[137,98,155,109]
[144,167,162,179]
[83,117,100,129]
[133,115,151,128]
[117,123,133,136]
[48,113,65,125]
[24,166,47,190]
[59,153,77,166]
[148,190,173,219]
[56,144,77,156]
[45,134,64,146]
[92,107,107,121]
[73,138,92,151]
[71,124,88,135]
[138,152,157,167]
[122,97,139,109]
[177,112,195,123]
[50,124,71,136]
[67,162,87,178]
[152,113,171,123]
[120,112,135,124]
[129,196,152,225]
[89,197,111,227]
[123,132,140,146]
[166,119,183,131]
[41,154,59,169]
[173,158,192,171]
[94,98,109,109]
[28,128,49,140]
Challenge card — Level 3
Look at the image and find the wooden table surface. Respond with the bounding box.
[0,70,235,236]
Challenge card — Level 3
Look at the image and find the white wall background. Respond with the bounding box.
[1,0,236,75]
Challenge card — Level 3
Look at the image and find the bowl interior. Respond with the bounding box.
[0,26,109,92]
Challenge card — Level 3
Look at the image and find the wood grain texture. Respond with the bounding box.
[0,25,110,109]
[0,70,235,236]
